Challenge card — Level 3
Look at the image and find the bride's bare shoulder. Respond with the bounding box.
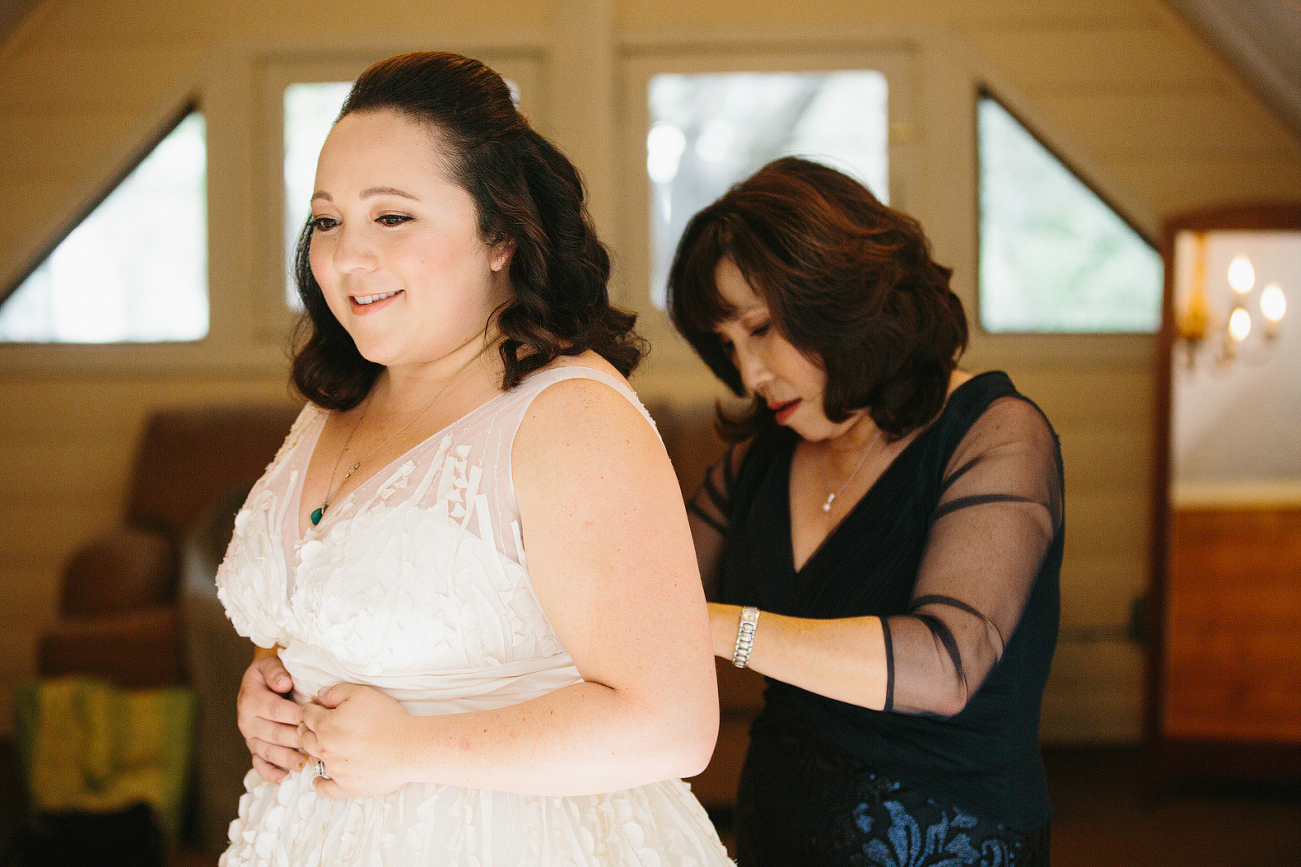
[515,354,655,467]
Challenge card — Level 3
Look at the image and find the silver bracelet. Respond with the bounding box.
[732,606,760,669]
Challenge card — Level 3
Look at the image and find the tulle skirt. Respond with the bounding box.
[221,766,733,867]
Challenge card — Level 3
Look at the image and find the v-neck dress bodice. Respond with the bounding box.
[215,366,732,866]
[716,372,1063,834]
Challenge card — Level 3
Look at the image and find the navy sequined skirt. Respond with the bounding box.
[734,724,1050,866]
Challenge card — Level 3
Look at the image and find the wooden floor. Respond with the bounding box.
[1042,747,1300,867]
[3,743,1298,865]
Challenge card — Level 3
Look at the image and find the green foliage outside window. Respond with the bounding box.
[978,95,1161,333]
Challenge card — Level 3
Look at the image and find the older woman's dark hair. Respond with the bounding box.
[667,156,967,441]
[292,51,644,410]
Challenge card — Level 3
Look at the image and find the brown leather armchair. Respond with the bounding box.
[38,402,303,690]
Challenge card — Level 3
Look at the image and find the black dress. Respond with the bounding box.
[692,372,1063,866]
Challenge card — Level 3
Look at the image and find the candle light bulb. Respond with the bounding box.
[1228,306,1252,342]
[1261,282,1286,324]
[1227,254,1255,295]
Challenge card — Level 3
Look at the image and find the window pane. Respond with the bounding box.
[978,96,1161,333]
[648,71,888,309]
[0,112,208,343]
[284,82,353,305]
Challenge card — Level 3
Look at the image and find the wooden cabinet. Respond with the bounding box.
[1162,507,1301,743]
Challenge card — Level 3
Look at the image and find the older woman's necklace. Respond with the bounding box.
[820,428,881,513]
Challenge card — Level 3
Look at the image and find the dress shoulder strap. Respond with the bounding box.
[457,364,658,566]
[497,365,660,441]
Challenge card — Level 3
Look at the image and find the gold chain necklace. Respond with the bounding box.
[310,343,488,526]
[820,428,881,513]
[310,398,376,527]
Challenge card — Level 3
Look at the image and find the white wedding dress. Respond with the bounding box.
[216,366,732,866]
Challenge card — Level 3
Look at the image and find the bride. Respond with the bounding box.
[217,51,731,865]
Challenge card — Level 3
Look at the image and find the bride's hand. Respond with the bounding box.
[236,652,305,783]
[299,683,415,798]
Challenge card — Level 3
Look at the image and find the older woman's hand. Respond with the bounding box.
[300,683,416,799]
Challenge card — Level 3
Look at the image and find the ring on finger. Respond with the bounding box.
[316,759,329,779]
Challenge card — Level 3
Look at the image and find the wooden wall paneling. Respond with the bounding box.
[0,115,156,185]
[1058,424,1152,493]
[0,49,195,110]
[964,25,1223,89]
[0,563,62,623]
[1006,365,1154,424]
[1066,491,1150,561]
[615,0,1158,33]
[1059,553,1147,628]
[974,363,1153,742]
[1022,360,1151,740]
[0,628,37,748]
[1165,507,1301,742]
[1110,156,1301,216]
[1038,90,1301,159]
[1041,639,1145,741]
[1,0,1300,744]
[0,501,124,565]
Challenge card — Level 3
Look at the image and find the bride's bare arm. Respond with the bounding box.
[299,375,719,798]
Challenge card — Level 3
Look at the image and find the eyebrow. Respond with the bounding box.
[714,307,768,335]
[310,186,421,203]
[726,304,768,323]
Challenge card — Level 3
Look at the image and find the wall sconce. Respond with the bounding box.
[1175,232,1286,368]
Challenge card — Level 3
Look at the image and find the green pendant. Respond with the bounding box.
[310,506,324,526]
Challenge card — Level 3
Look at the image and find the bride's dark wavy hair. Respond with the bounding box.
[667,157,967,442]
[291,51,645,410]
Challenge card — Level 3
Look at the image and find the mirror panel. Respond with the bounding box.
[1170,230,1301,505]
[1151,203,1301,779]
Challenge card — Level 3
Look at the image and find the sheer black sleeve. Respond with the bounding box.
[883,396,1063,717]
[687,442,748,602]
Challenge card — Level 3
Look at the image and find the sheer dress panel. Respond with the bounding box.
[884,396,1062,716]
[687,442,748,604]
[685,395,1062,718]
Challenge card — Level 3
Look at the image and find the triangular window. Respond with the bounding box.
[978,94,1160,333]
[0,111,208,343]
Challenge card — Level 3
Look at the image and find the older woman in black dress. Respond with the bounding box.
[669,156,1062,866]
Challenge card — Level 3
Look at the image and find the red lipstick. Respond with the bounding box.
[769,398,800,425]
